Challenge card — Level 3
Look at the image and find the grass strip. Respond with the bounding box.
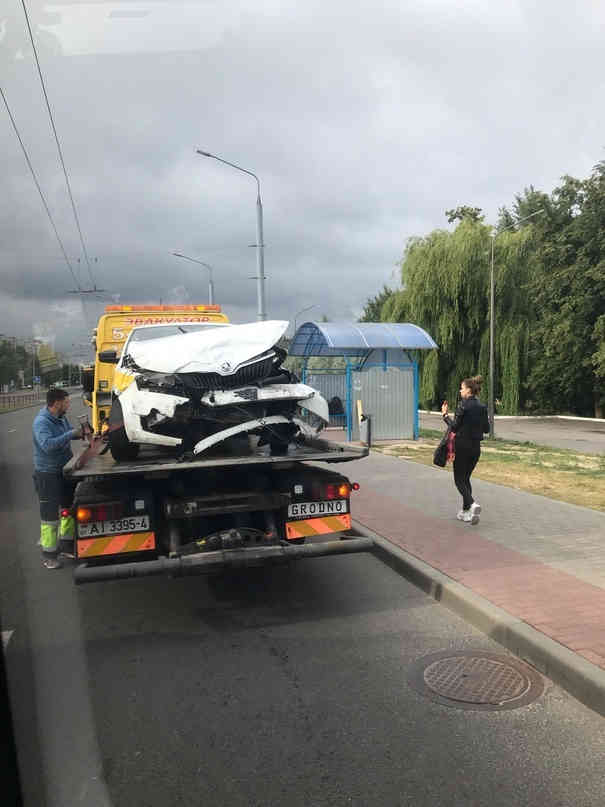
[372,429,605,512]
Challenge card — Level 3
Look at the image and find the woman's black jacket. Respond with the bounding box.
[443,397,490,441]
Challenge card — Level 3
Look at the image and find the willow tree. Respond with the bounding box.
[526,166,605,416]
[382,218,538,413]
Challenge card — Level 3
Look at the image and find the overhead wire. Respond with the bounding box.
[1,84,81,291]
[20,0,97,291]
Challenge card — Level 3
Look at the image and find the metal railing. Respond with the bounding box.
[0,391,45,412]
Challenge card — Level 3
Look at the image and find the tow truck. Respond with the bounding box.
[84,303,230,432]
[67,304,372,584]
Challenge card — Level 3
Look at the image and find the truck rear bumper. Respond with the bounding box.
[73,537,375,584]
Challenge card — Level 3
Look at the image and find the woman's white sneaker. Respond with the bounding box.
[469,502,481,525]
[456,510,467,521]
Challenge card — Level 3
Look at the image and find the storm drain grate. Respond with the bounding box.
[408,650,544,711]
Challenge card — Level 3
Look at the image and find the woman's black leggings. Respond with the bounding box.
[453,439,481,510]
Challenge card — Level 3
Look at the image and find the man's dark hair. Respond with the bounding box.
[47,388,69,407]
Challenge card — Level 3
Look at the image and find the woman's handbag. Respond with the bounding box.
[433,431,449,467]
[446,431,456,463]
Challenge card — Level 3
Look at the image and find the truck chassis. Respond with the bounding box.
[65,437,371,584]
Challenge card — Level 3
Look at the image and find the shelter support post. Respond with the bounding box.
[413,360,419,440]
[346,361,353,442]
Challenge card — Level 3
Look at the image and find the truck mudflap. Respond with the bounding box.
[73,536,375,584]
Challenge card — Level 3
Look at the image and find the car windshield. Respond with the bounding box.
[129,323,228,343]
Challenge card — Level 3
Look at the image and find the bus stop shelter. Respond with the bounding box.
[289,322,438,441]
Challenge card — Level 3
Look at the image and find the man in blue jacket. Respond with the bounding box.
[33,388,83,569]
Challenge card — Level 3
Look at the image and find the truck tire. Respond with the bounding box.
[108,400,140,462]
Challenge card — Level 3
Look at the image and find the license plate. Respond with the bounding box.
[78,515,150,537]
[287,500,348,518]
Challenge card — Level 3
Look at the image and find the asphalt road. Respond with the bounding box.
[2,401,605,806]
[421,412,605,454]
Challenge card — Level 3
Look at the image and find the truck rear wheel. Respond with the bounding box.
[108,400,140,462]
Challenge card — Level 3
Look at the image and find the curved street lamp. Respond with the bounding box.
[293,304,316,337]
[196,149,266,320]
[172,252,215,305]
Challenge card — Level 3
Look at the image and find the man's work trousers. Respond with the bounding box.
[33,471,76,558]
[452,438,481,511]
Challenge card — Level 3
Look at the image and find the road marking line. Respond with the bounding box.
[8,429,16,433]
[2,630,14,649]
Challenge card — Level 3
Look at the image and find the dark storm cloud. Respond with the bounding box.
[2,0,605,354]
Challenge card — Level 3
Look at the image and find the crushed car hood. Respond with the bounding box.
[126,320,289,375]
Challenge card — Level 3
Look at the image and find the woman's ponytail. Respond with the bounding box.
[462,375,483,396]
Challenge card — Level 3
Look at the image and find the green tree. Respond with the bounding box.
[445,205,484,224]
[527,165,605,415]
[366,161,605,416]
[0,340,20,387]
[359,285,393,322]
[382,218,538,413]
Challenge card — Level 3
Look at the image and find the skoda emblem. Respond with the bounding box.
[220,361,232,372]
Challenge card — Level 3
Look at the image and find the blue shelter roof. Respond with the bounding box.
[289,322,438,357]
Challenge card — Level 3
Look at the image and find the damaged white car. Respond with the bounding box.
[103,320,329,461]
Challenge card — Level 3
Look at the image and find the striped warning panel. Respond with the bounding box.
[77,531,156,558]
[285,514,351,540]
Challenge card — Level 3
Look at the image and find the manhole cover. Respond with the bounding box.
[408,650,544,711]
[424,656,528,704]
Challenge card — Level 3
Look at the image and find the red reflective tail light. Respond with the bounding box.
[96,505,108,521]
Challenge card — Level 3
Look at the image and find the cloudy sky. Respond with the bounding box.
[1,0,604,357]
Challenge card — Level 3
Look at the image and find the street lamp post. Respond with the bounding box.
[196,150,266,321]
[293,305,316,337]
[489,232,495,439]
[488,208,544,438]
[172,252,215,304]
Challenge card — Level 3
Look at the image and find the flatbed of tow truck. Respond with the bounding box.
[65,436,368,480]
[66,436,371,584]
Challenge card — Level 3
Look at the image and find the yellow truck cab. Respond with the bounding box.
[89,304,229,432]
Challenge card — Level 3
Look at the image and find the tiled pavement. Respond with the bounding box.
[339,447,605,671]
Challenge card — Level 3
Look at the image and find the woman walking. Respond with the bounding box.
[441,375,490,524]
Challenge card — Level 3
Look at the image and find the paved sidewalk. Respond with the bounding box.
[341,448,605,709]
[420,411,605,454]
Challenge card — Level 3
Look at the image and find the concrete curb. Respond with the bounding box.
[354,519,605,717]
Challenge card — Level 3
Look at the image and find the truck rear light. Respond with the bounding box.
[351,482,360,491]
[76,502,124,522]
[324,483,350,499]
